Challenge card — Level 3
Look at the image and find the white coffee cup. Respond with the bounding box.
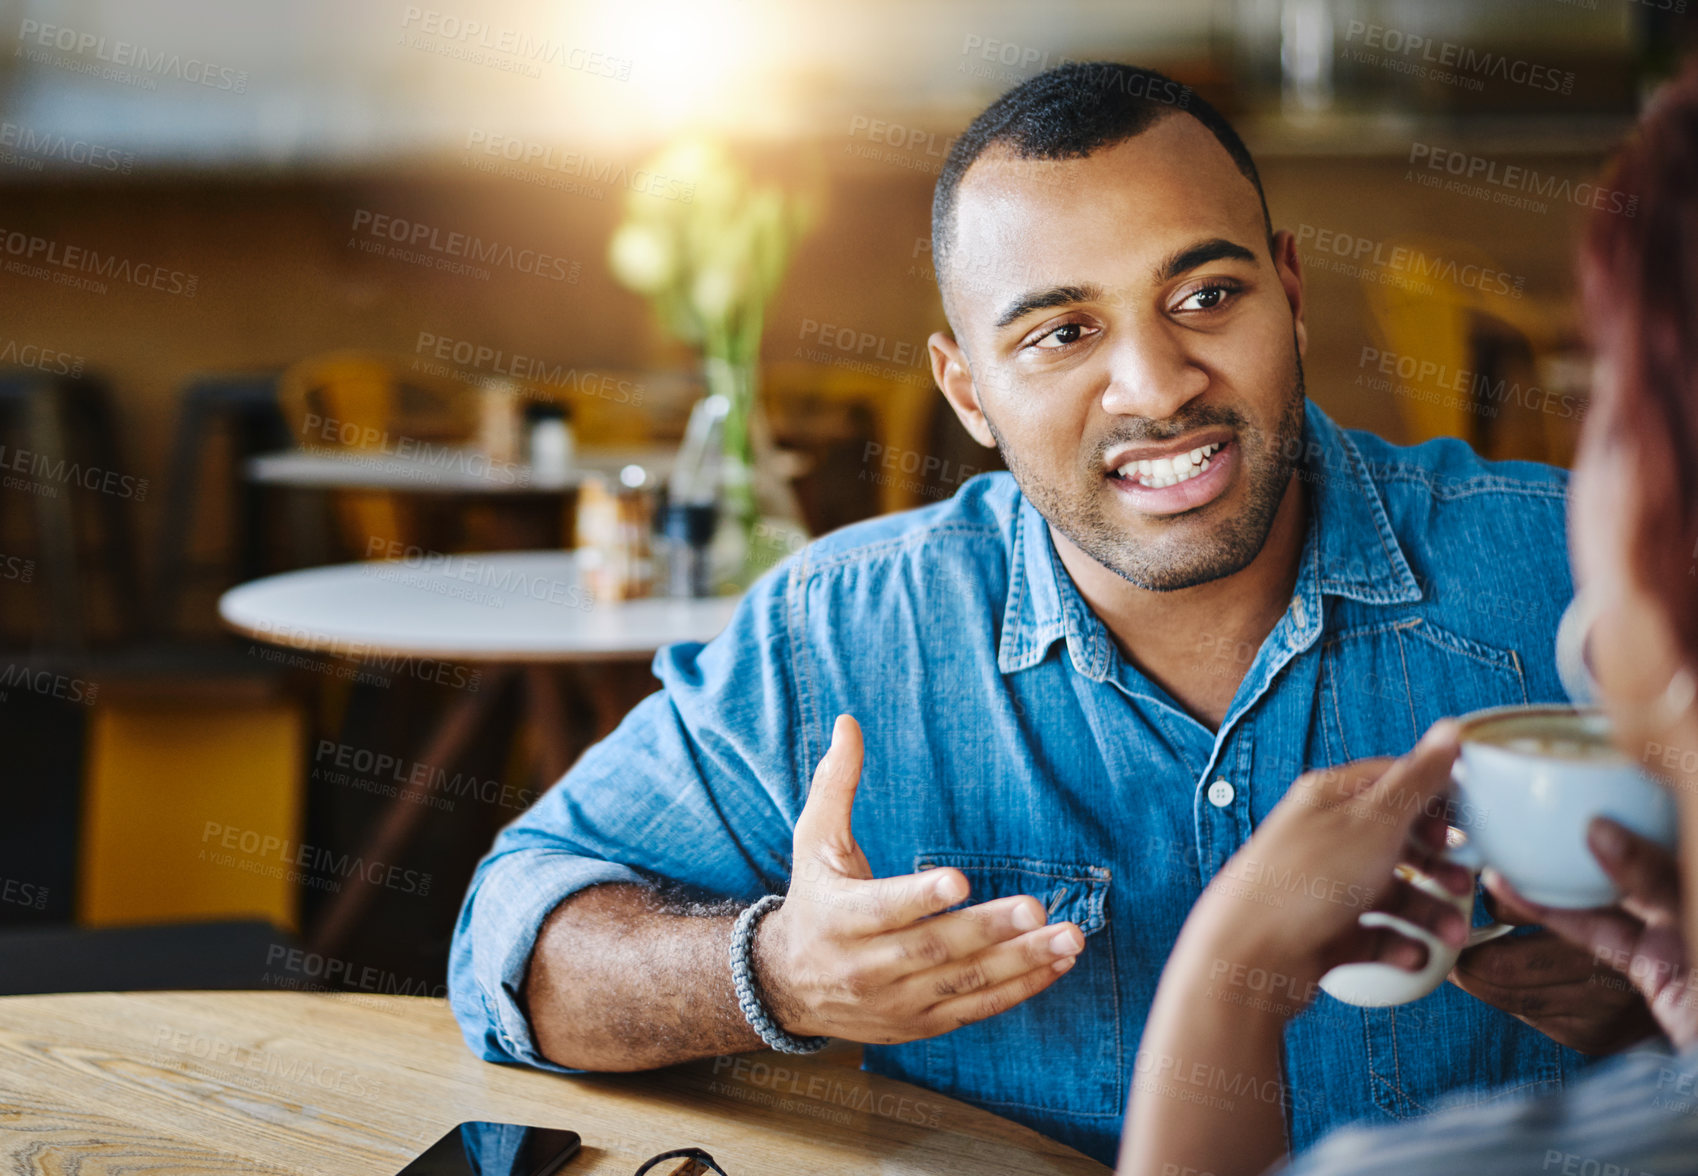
[1446,705,1679,909]
[1321,704,1679,1008]
[1320,867,1513,1008]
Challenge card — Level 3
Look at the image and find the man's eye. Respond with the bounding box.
[1174,282,1238,313]
[1032,323,1088,350]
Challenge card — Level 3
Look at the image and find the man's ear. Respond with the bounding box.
[929,331,995,448]
[1270,229,1308,359]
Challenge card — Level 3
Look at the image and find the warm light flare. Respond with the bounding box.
[567,0,784,137]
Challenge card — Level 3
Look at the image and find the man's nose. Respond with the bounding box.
[1097,327,1208,419]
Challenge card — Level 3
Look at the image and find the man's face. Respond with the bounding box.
[933,115,1308,592]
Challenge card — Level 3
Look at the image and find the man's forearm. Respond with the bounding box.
[514,717,1079,1070]
[522,882,769,1071]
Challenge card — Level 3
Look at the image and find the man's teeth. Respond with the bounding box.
[1116,442,1222,488]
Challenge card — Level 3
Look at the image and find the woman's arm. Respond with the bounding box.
[1118,726,1473,1176]
[1122,919,1294,1176]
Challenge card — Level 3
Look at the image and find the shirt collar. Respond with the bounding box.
[998,400,1424,678]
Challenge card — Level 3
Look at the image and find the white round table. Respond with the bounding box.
[243,444,683,493]
[219,552,741,956]
[219,551,740,662]
[245,444,809,493]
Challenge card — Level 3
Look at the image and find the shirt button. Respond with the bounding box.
[1207,779,1236,808]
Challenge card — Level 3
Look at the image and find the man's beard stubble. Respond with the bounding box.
[988,349,1307,593]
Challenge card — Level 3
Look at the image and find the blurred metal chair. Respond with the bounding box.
[152,371,295,636]
[0,372,143,650]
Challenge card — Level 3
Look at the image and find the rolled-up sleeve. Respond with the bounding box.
[447,561,813,1071]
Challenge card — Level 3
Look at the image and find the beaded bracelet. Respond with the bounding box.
[729,895,829,1054]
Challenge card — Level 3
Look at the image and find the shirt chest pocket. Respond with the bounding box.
[1317,616,1530,763]
[913,853,1121,1119]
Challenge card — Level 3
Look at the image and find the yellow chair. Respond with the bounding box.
[277,351,475,557]
[1361,235,1579,462]
[79,682,305,931]
[762,360,938,515]
[533,367,678,448]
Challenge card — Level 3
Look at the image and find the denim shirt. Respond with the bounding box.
[449,401,1584,1167]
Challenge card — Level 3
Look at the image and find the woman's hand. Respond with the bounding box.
[1483,818,1693,1050]
[1181,722,1475,1010]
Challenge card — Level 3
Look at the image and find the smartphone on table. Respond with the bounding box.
[395,1120,581,1175]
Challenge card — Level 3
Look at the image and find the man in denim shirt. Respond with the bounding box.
[449,64,1653,1165]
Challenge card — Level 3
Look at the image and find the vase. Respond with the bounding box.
[704,353,757,524]
[701,356,808,591]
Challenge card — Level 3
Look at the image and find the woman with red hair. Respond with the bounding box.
[1117,58,1698,1176]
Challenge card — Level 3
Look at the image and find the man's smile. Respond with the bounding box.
[1105,435,1238,516]
[1112,441,1222,487]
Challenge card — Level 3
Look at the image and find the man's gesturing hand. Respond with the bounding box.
[751,714,1084,1045]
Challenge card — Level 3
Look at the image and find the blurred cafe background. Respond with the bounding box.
[0,0,1690,1000]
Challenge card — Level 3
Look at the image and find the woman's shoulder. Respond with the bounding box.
[1281,1043,1698,1176]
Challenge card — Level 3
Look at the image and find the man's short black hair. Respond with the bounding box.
[932,62,1273,298]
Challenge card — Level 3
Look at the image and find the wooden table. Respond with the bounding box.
[0,992,1109,1175]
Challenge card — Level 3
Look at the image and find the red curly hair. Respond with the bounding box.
[1579,56,1698,668]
